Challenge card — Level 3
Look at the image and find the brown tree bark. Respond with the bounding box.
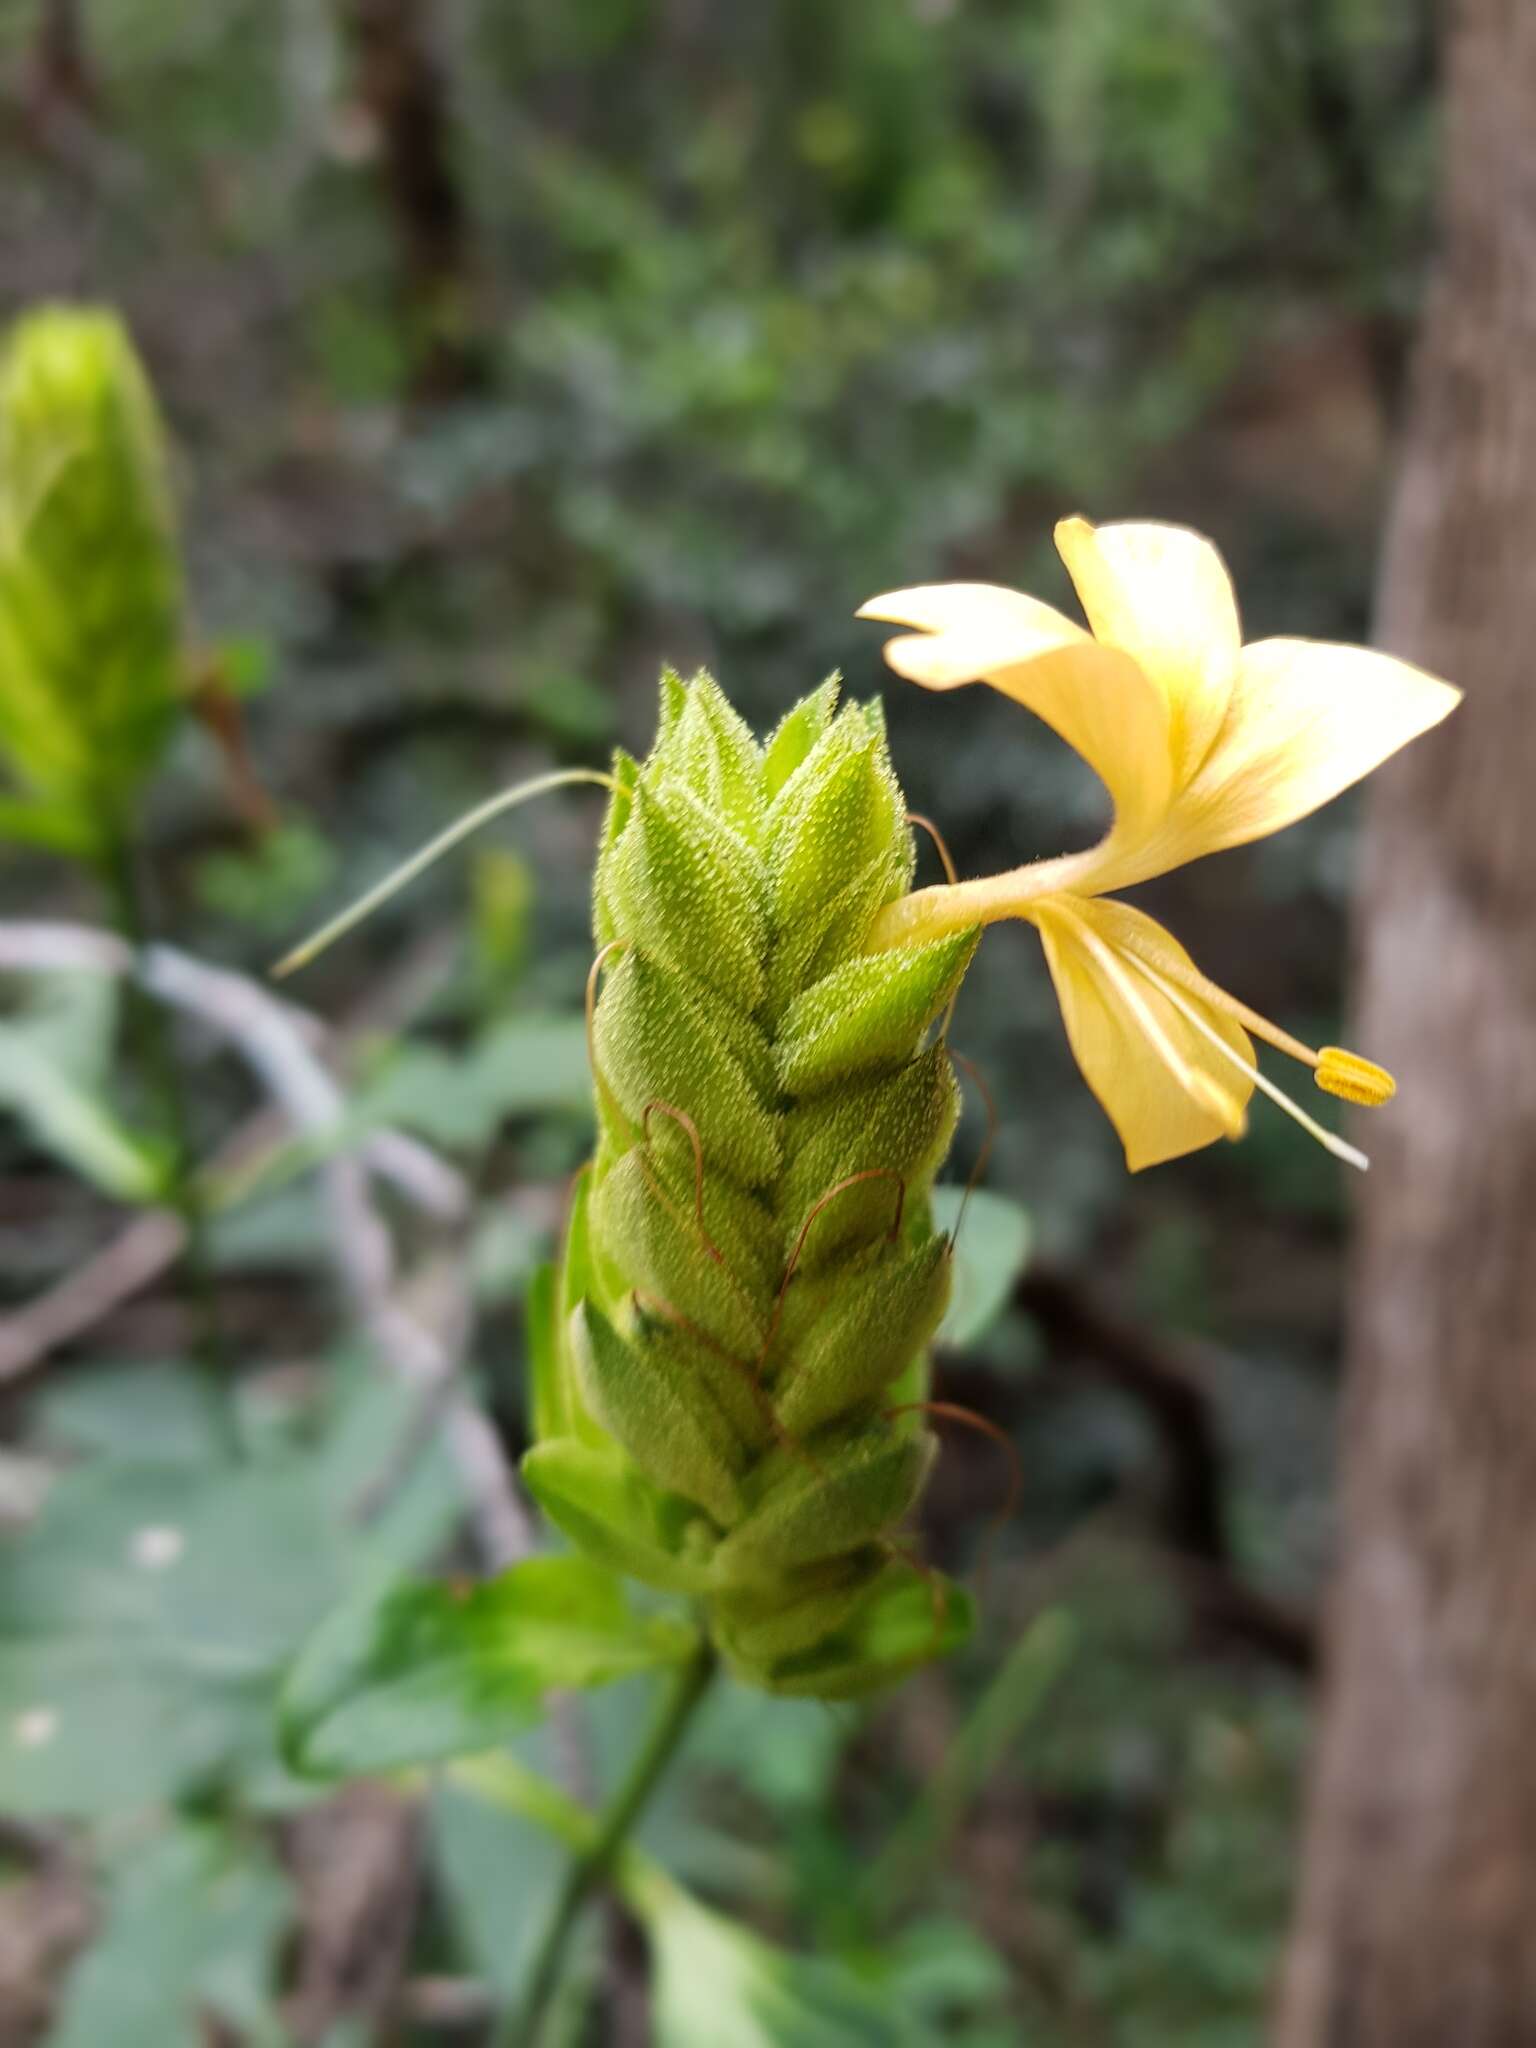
[344,0,481,401]
[28,0,101,121]
[1276,3,1536,2044]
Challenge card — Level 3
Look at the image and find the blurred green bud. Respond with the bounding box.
[528,670,983,1696]
[0,306,183,857]
[471,847,536,997]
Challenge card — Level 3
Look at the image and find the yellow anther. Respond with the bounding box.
[1315,1047,1396,1108]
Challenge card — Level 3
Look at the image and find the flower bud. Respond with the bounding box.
[0,306,182,854]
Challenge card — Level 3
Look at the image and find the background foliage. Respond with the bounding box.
[0,1,1436,2040]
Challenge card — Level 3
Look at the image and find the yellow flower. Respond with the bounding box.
[858,517,1460,1170]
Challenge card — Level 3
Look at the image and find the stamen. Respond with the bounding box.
[1316,1046,1396,1107]
[1113,925,1319,1067]
[1131,954,1370,1172]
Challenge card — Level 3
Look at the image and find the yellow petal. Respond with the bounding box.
[857,582,1085,651]
[859,583,1175,849]
[1032,896,1252,1171]
[1055,517,1241,781]
[1083,898,1373,1169]
[1176,636,1462,858]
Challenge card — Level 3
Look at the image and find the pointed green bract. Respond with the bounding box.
[529,672,982,1695]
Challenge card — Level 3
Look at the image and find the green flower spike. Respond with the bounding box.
[525,670,982,1698]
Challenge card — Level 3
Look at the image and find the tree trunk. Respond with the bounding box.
[344,0,481,401]
[1276,3,1536,2044]
[28,0,100,120]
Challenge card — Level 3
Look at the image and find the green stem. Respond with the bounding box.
[512,1639,715,2045]
[99,822,230,1410]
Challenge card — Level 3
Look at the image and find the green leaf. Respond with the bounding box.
[866,1608,1075,1914]
[0,1017,165,1200]
[32,1359,231,1466]
[931,1187,1032,1348]
[50,1824,292,2048]
[11,967,120,1086]
[433,1769,575,2008]
[0,793,96,852]
[0,1460,332,1813]
[0,1363,461,1815]
[281,1556,700,1777]
[356,1014,592,1150]
[638,1870,912,2048]
[526,1258,571,1443]
[194,821,334,932]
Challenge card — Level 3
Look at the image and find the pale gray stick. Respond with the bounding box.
[0,923,532,1567]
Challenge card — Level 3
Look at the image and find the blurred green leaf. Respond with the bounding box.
[433,1759,574,2006]
[213,633,277,698]
[521,664,616,748]
[0,969,165,1199]
[32,1359,231,1467]
[879,1918,1015,2046]
[0,1017,165,1201]
[194,820,335,931]
[932,1186,1032,1349]
[0,792,95,853]
[356,1014,591,1150]
[471,846,536,997]
[867,1607,1075,1914]
[0,1460,333,1813]
[51,1824,291,2048]
[638,1868,912,2048]
[281,1556,700,1777]
[470,1206,545,1306]
[1,1362,461,1815]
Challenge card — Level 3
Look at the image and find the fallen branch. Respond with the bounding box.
[0,925,462,1377]
[0,922,530,1570]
